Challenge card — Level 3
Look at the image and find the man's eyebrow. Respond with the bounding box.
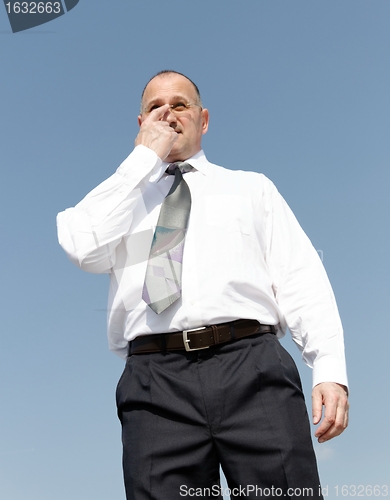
[144,95,191,108]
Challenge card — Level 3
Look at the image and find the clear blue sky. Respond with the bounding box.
[1,1,389,499]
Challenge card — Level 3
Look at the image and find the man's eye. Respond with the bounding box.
[149,105,161,112]
[171,103,187,112]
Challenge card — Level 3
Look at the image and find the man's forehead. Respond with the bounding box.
[142,75,197,104]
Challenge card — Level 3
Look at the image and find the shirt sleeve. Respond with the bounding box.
[56,145,161,274]
[264,178,348,389]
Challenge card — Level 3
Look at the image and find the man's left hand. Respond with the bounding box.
[312,382,349,443]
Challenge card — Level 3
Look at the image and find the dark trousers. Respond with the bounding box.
[116,333,323,499]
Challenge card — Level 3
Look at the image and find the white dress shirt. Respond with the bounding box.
[57,145,348,388]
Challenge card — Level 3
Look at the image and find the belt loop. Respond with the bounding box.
[211,324,219,345]
[230,323,236,341]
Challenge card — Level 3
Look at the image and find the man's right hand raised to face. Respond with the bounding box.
[135,104,178,161]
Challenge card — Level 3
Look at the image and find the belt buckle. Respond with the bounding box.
[183,327,209,352]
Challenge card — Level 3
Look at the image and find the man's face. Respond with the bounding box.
[138,74,209,163]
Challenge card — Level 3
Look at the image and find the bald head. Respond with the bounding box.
[140,70,202,113]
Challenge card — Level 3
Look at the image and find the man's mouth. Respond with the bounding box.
[170,124,181,133]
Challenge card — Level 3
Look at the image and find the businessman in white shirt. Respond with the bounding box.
[57,70,349,499]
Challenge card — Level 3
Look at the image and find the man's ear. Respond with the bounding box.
[138,115,142,127]
[201,108,209,135]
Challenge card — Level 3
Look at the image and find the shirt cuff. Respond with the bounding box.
[312,355,349,390]
[116,145,162,184]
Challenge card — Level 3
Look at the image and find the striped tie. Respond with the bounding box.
[142,162,192,314]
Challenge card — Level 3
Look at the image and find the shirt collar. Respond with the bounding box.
[150,150,209,183]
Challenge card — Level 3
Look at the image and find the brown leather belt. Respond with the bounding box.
[128,319,276,355]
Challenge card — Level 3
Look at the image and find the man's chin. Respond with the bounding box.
[165,155,185,163]
[165,148,186,164]
[165,145,200,164]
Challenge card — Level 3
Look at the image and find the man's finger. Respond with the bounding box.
[343,403,349,428]
[315,398,337,441]
[312,387,323,425]
[145,104,170,122]
[314,389,337,439]
[316,404,348,442]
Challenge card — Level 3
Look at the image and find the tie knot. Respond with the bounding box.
[166,162,192,175]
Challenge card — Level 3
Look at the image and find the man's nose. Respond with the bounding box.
[165,107,178,127]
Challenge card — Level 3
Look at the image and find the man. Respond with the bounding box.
[57,70,349,499]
